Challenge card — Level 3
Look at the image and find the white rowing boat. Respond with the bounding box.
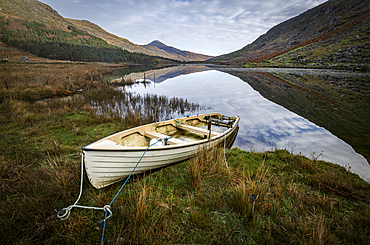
[82,112,240,189]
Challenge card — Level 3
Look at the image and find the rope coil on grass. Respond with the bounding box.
[57,152,113,220]
[57,138,166,244]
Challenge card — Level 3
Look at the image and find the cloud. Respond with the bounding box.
[39,0,327,55]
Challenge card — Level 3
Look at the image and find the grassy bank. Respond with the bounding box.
[0,62,124,101]
[1,63,369,244]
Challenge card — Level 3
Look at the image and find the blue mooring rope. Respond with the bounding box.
[100,138,167,244]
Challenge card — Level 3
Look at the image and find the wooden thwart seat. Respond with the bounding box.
[145,131,185,145]
[179,124,219,137]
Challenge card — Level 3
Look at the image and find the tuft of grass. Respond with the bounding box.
[188,146,232,192]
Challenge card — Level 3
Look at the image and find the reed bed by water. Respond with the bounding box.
[86,87,209,125]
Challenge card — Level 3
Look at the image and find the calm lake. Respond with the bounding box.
[112,65,370,181]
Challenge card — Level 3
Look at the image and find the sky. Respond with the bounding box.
[39,0,327,56]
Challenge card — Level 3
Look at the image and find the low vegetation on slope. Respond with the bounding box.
[0,0,181,63]
[0,16,170,63]
[66,19,160,56]
[215,0,370,70]
[265,15,370,71]
[0,0,211,63]
[68,21,214,62]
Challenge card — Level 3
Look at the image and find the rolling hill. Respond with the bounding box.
[0,0,211,62]
[0,0,71,30]
[214,0,370,69]
[66,19,155,55]
[68,19,213,62]
[0,0,169,63]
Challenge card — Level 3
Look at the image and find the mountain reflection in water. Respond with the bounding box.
[111,65,212,84]
[118,65,370,181]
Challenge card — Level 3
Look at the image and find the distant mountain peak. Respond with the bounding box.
[148,40,165,46]
[144,40,214,62]
[147,40,179,51]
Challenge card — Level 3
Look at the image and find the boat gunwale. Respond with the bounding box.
[82,113,240,152]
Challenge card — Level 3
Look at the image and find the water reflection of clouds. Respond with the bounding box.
[128,69,370,181]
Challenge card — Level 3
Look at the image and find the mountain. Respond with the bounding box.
[0,0,172,63]
[66,19,155,55]
[66,19,213,62]
[66,19,180,61]
[215,0,370,69]
[0,0,210,63]
[0,0,71,30]
[144,40,213,62]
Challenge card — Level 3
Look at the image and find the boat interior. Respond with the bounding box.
[90,113,238,148]
[121,114,236,147]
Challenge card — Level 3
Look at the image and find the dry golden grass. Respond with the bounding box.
[0,45,127,102]
[0,62,123,93]
[0,42,49,62]
[188,146,232,192]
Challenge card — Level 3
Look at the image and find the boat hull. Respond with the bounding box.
[83,113,239,189]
